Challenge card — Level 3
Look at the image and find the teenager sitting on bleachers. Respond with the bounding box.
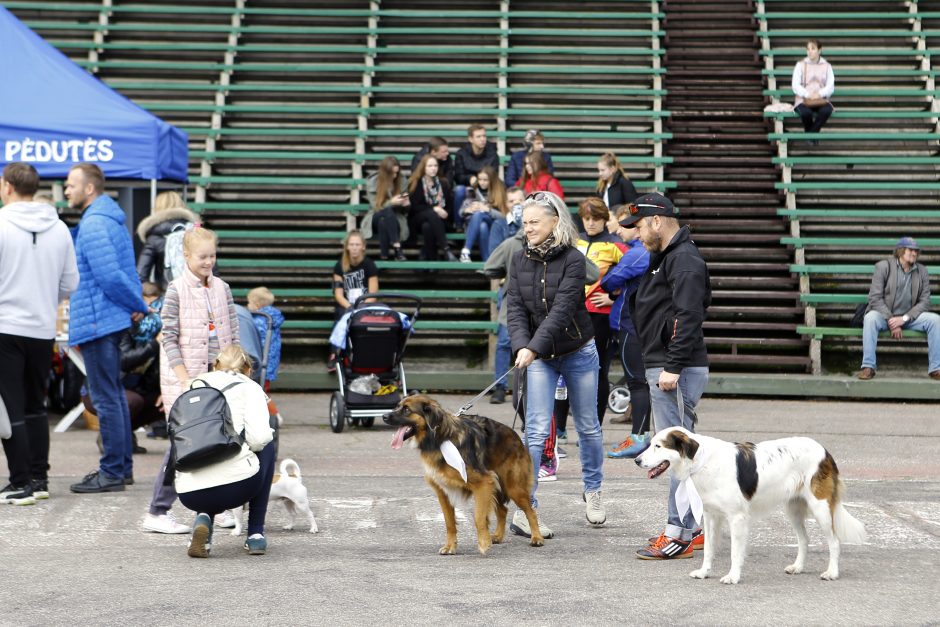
[410,137,454,188]
[506,129,555,187]
[791,39,835,142]
[408,155,458,262]
[858,237,940,381]
[454,124,499,229]
[594,152,637,210]
[519,151,564,200]
[459,166,508,263]
[362,156,409,261]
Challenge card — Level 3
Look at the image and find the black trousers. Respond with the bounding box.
[409,209,448,260]
[373,206,402,258]
[617,326,650,436]
[795,102,833,133]
[0,333,54,486]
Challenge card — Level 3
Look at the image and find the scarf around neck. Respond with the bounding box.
[422,176,444,208]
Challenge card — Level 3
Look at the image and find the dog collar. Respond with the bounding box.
[440,440,467,483]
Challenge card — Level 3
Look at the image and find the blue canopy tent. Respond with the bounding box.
[0,5,188,183]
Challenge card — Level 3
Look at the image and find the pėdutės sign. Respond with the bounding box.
[4,137,114,163]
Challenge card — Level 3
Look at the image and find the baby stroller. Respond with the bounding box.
[330,292,421,433]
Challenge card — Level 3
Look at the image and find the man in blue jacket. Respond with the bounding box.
[66,164,149,494]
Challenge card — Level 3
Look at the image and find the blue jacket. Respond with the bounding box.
[600,238,649,334]
[252,305,285,382]
[69,195,149,346]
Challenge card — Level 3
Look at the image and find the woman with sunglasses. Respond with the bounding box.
[506,191,606,539]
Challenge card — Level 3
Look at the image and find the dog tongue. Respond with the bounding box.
[391,426,408,450]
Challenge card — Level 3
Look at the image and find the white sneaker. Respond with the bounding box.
[584,491,606,525]
[459,249,472,263]
[142,512,192,534]
[510,509,554,539]
[215,510,237,529]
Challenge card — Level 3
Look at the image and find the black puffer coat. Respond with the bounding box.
[507,243,594,359]
[135,207,198,288]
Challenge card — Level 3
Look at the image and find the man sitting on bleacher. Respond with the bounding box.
[859,237,940,380]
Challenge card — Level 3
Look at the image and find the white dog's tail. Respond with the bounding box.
[833,502,867,544]
[280,458,302,479]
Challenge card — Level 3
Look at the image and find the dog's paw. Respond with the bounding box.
[439,544,457,555]
[689,568,710,579]
[719,573,741,585]
[229,529,240,537]
[309,525,319,533]
[784,563,804,575]
[491,533,505,545]
[819,570,839,581]
[477,541,492,556]
[529,536,545,548]
[282,523,294,531]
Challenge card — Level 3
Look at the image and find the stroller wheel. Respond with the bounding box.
[329,392,346,433]
[608,385,631,415]
[360,417,375,428]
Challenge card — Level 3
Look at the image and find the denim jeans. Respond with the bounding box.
[452,185,467,228]
[646,365,709,540]
[861,310,940,372]
[463,211,495,260]
[525,341,604,507]
[82,331,133,480]
[494,323,511,392]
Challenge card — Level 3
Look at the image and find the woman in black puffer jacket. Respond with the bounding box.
[506,191,606,538]
[136,191,198,289]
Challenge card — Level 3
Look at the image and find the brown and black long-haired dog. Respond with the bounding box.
[383,394,544,555]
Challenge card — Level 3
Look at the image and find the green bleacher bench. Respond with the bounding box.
[192,202,368,214]
[764,111,939,120]
[760,49,933,57]
[162,84,665,97]
[762,68,935,78]
[756,12,931,19]
[801,294,940,305]
[184,128,672,141]
[776,182,940,191]
[764,88,936,98]
[143,103,670,117]
[217,259,486,271]
[769,132,940,142]
[284,320,497,332]
[759,30,937,38]
[189,151,673,167]
[797,326,926,339]
[783,237,940,247]
[778,208,940,218]
[230,288,496,300]
[189,176,365,186]
[214,230,470,243]
[791,264,940,275]
[773,156,940,165]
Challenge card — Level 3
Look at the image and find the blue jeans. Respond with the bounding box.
[452,185,467,228]
[525,341,604,507]
[861,310,940,372]
[463,211,494,260]
[178,441,276,536]
[81,331,133,480]
[494,323,511,391]
[646,365,709,540]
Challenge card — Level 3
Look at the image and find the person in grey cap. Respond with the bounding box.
[622,192,712,560]
[859,236,940,380]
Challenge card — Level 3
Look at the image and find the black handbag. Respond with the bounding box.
[850,303,867,328]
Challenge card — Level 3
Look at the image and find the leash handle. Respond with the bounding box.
[456,366,515,416]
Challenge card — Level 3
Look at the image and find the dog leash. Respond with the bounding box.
[456,366,516,417]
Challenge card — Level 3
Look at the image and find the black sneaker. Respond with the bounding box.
[490,387,506,404]
[0,483,36,506]
[124,474,135,486]
[31,479,49,500]
[69,470,125,493]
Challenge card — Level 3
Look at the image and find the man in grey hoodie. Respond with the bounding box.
[0,163,79,506]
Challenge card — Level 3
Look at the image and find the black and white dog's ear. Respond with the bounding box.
[667,431,700,460]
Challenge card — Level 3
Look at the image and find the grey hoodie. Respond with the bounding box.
[0,201,79,339]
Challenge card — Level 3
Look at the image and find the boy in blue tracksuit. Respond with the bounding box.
[600,214,650,459]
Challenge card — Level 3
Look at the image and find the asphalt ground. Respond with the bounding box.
[2,394,939,626]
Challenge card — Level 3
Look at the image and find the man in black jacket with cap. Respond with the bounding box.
[622,192,712,560]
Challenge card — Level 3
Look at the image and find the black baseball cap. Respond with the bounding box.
[618,192,678,227]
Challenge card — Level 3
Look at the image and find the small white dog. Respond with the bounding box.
[231,458,318,535]
[636,427,866,584]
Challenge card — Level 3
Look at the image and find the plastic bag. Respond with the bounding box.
[349,374,381,395]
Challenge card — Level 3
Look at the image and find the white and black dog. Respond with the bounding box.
[230,459,319,535]
[636,427,866,584]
